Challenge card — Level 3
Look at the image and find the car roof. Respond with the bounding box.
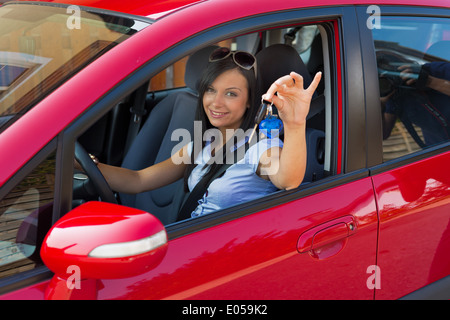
[13,0,206,18]
[13,0,450,19]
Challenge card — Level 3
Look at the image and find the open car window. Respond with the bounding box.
[74,21,334,226]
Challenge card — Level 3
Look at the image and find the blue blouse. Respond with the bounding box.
[187,138,283,217]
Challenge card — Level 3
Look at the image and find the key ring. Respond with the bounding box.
[248,98,276,143]
[261,98,273,116]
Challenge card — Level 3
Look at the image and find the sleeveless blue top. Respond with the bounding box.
[187,138,283,217]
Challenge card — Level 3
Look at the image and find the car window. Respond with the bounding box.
[0,152,56,280]
[75,21,334,226]
[0,3,150,132]
[372,16,450,161]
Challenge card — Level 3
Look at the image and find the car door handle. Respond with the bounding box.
[297,216,357,253]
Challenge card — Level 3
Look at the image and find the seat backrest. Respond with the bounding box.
[120,46,218,224]
[256,44,325,183]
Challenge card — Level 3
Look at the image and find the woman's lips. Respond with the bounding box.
[209,109,229,118]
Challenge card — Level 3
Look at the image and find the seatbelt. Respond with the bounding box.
[124,82,149,154]
[177,138,250,221]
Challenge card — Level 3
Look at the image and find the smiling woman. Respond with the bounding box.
[0,3,150,132]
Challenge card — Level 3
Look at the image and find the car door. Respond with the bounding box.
[358,5,450,299]
[92,179,378,300]
[86,7,379,300]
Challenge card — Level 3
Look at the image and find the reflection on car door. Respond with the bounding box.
[97,176,378,300]
[366,9,450,299]
[372,152,450,299]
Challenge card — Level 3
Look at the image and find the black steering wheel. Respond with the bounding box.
[74,142,117,204]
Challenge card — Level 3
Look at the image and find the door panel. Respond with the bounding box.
[96,177,378,300]
[372,151,450,299]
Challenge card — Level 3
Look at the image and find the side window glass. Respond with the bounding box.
[0,152,55,279]
[372,17,450,161]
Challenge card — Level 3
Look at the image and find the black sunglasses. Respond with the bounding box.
[209,47,257,78]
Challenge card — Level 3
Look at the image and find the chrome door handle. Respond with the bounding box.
[297,215,357,253]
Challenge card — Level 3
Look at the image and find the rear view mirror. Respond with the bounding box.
[40,201,167,299]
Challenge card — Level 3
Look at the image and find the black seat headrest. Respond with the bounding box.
[184,45,219,92]
[256,44,312,96]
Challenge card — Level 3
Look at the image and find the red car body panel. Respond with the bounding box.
[3,178,378,300]
[0,0,449,300]
[372,151,450,299]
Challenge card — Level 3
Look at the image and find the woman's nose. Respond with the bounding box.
[211,92,225,107]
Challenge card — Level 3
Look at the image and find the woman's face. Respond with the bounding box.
[202,68,249,133]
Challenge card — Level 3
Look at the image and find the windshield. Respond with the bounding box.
[0,3,150,131]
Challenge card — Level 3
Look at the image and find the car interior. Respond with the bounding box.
[74,23,331,225]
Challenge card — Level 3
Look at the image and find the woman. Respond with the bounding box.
[93,47,322,218]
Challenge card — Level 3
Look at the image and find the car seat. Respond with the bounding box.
[256,44,325,182]
[120,46,218,224]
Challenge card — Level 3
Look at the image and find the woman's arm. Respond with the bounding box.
[95,144,190,194]
[258,71,322,190]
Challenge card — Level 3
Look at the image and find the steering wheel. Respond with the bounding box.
[74,142,117,204]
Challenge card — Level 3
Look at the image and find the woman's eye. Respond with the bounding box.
[206,87,215,93]
[226,91,238,97]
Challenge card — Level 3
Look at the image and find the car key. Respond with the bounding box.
[248,99,270,143]
[259,105,283,139]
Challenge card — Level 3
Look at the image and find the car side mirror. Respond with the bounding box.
[40,201,167,299]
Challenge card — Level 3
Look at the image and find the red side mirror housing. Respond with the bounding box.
[41,202,167,299]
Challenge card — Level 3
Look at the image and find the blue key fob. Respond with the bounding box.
[259,115,283,138]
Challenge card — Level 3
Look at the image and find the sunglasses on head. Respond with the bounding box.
[209,47,257,78]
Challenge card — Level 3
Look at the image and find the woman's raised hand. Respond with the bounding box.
[263,71,322,128]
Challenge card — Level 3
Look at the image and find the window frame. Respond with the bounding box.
[60,7,362,240]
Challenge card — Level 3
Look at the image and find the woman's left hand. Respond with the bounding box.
[263,71,322,128]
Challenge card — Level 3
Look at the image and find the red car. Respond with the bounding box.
[0,0,449,300]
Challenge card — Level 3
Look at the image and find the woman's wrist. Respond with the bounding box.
[282,121,306,134]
